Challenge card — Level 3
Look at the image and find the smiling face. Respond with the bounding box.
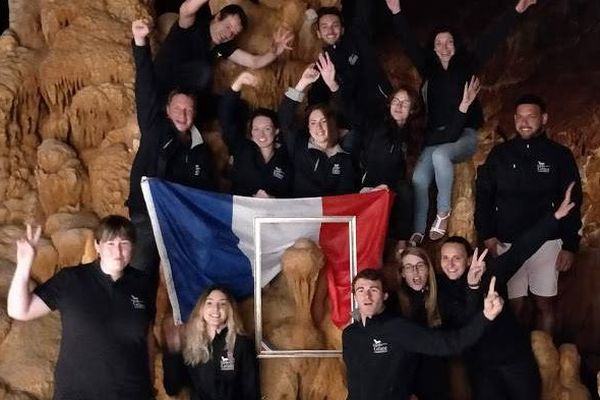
[400,254,429,291]
[433,32,455,65]
[95,236,133,278]
[389,89,412,125]
[202,289,230,332]
[317,14,344,45]
[308,108,331,148]
[514,103,547,140]
[440,242,469,280]
[210,13,243,45]
[166,94,195,132]
[353,278,388,320]
[250,115,277,149]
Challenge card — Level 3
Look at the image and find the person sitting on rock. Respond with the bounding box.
[385,0,538,244]
[129,19,217,280]
[343,267,504,400]
[218,71,292,198]
[278,54,357,197]
[7,216,156,400]
[161,285,259,400]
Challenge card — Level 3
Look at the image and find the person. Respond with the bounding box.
[475,95,582,334]
[153,0,293,101]
[343,268,504,400]
[438,183,576,399]
[278,55,356,197]
[309,1,392,117]
[393,247,449,400]
[385,0,538,243]
[218,71,292,198]
[7,216,156,400]
[161,286,259,400]
[129,19,217,278]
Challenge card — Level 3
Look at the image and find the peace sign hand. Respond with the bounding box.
[554,182,576,220]
[467,247,488,287]
[16,224,42,270]
[483,276,504,321]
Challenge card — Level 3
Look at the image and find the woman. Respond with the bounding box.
[395,247,449,400]
[278,53,356,197]
[219,71,292,198]
[7,216,155,400]
[162,286,259,400]
[385,0,537,243]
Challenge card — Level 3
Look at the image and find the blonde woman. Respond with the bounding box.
[395,247,449,400]
[162,286,259,400]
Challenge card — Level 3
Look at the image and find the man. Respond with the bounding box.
[475,94,582,334]
[342,268,503,400]
[309,2,392,117]
[129,19,217,278]
[154,0,293,97]
[7,216,155,399]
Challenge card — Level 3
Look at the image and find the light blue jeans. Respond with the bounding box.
[412,128,477,234]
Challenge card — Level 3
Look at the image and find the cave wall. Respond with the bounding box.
[0,0,598,398]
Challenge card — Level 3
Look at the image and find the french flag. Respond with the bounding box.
[141,178,392,327]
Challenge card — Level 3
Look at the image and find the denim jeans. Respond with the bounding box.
[412,128,477,234]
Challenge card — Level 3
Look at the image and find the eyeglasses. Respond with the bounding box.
[390,98,411,109]
[402,262,428,274]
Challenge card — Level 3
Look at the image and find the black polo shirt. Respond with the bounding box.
[34,263,155,400]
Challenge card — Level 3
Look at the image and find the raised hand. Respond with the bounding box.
[295,63,320,91]
[483,237,506,258]
[467,247,488,287]
[232,71,259,92]
[271,28,294,56]
[316,52,338,92]
[16,224,42,270]
[459,76,481,113]
[554,182,576,220]
[483,276,504,320]
[385,0,401,14]
[132,19,150,46]
[515,0,537,14]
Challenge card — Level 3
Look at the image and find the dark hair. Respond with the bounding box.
[249,108,279,131]
[515,94,547,113]
[389,85,420,116]
[95,215,136,244]
[217,4,248,30]
[167,87,197,107]
[305,103,339,146]
[442,236,473,257]
[352,268,386,293]
[316,7,344,27]
[428,25,464,53]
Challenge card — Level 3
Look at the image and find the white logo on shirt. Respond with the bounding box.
[273,167,285,180]
[220,356,235,371]
[331,163,341,175]
[537,161,550,173]
[348,54,359,65]
[194,164,201,176]
[130,295,146,310]
[372,338,388,354]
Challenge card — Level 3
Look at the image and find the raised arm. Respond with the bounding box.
[219,72,259,153]
[228,28,293,70]
[161,315,190,396]
[351,0,375,39]
[556,152,582,271]
[387,0,428,75]
[179,0,210,29]
[7,225,51,321]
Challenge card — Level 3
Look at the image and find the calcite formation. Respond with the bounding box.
[0,0,598,398]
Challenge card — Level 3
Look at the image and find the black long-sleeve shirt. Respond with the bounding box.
[162,330,259,400]
[343,310,489,400]
[475,133,582,252]
[392,8,520,145]
[129,42,216,214]
[278,91,356,197]
[218,89,293,197]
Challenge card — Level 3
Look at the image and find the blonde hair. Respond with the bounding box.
[397,247,442,328]
[182,286,245,366]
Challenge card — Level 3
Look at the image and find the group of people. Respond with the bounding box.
[5,0,584,399]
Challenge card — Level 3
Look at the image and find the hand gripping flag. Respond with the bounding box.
[142,178,392,327]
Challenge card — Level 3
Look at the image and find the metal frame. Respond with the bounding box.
[253,216,357,358]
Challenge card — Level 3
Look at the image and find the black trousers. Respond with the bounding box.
[129,212,161,294]
[469,358,540,400]
[388,180,414,241]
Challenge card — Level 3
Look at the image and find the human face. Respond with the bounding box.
[389,90,412,125]
[440,242,468,280]
[308,108,330,148]
[95,236,133,279]
[251,116,277,149]
[353,278,387,320]
[434,32,455,65]
[401,254,429,291]
[514,104,547,140]
[202,290,230,332]
[211,14,243,45]
[317,14,344,45]
[166,94,195,132]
